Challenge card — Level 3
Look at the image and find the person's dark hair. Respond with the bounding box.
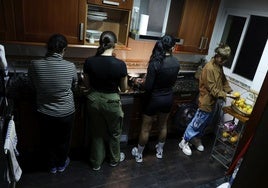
[95,31,117,56]
[149,35,176,64]
[46,34,68,56]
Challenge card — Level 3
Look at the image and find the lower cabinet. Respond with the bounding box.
[14,96,86,153]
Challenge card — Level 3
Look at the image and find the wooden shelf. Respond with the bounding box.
[222,106,249,123]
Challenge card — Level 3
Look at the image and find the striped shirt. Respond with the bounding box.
[28,53,78,117]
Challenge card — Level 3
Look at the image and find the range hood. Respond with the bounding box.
[130,31,183,45]
[129,0,184,45]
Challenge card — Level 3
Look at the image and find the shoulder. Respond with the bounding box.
[203,60,214,70]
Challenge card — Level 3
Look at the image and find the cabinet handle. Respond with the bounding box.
[103,0,119,6]
[79,23,84,41]
[198,36,205,50]
[203,37,208,50]
[199,37,208,50]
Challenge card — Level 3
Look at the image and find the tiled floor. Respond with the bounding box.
[2,134,228,188]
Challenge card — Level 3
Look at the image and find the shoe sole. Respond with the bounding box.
[156,154,163,159]
[92,166,101,171]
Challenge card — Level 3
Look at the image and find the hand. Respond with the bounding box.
[134,78,144,85]
[226,93,239,99]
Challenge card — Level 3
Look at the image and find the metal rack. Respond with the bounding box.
[211,106,249,169]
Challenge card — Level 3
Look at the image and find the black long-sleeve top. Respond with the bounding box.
[144,55,180,93]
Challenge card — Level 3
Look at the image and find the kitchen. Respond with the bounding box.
[1,0,268,187]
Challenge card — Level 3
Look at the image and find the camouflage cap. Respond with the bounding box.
[215,43,231,58]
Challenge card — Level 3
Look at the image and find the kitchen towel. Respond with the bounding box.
[4,118,22,183]
[139,14,149,35]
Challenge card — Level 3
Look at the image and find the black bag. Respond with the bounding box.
[173,103,197,132]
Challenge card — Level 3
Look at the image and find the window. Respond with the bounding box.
[221,15,246,69]
[234,16,268,80]
[221,13,268,81]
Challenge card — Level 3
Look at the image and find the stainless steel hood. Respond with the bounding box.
[129,0,184,44]
[130,31,183,45]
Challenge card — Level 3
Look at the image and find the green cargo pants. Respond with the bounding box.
[86,91,124,168]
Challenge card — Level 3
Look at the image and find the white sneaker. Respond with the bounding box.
[131,147,143,163]
[110,152,126,167]
[196,145,204,152]
[155,144,163,159]
[120,152,126,162]
[179,139,192,156]
[190,137,205,152]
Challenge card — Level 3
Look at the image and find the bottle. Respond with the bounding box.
[89,36,95,44]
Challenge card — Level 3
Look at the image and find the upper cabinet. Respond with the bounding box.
[177,0,221,54]
[11,0,86,44]
[0,0,133,47]
[129,0,220,54]
[87,0,133,46]
[88,0,133,10]
[0,0,16,41]
[1,0,219,53]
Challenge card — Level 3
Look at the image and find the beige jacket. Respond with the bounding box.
[198,58,232,112]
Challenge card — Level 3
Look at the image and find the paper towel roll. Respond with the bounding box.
[139,14,149,35]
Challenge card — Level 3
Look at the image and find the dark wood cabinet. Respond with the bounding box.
[88,0,133,10]
[176,0,221,54]
[0,0,87,44]
[127,97,142,141]
[0,0,133,47]
[12,0,86,44]
[0,0,16,41]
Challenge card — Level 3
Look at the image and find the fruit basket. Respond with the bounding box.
[231,100,252,117]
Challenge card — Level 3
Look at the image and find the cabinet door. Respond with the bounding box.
[0,0,16,41]
[177,0,220,54]
[87,0,133,10]
[13,0,86,44]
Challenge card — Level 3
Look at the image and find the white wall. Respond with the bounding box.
[208,0,268,99]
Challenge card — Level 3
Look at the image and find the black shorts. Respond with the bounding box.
[143,91,173,116]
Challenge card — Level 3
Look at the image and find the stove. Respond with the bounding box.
[173,72,199,97]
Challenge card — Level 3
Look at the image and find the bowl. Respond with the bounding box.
[231,100,252,116]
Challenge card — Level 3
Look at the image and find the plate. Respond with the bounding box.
[88,11,107,17]
[88,14,107,21]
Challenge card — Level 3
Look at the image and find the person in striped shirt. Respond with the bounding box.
[28,34,78,174]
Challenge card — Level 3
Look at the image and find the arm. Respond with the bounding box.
[144,62,156,92]
[119,75,128,92]
[204,68,228,99]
